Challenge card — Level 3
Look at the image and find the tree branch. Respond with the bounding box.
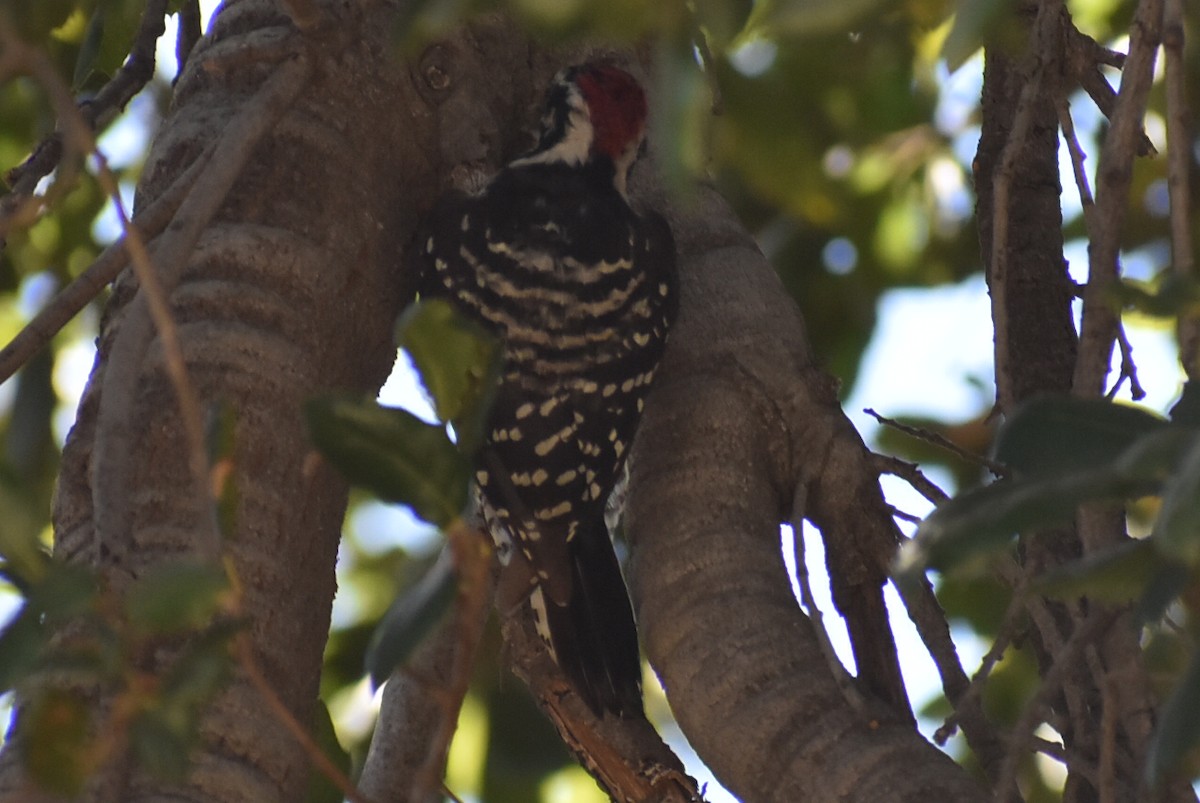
[627,180,984,799]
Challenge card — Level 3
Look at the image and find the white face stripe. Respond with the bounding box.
[510,83,594,170]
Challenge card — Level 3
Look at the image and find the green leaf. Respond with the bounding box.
[305,700,351,803]
[22,688,91,795]
[1151,437,1200,563]
[940,0,1006,72]
[1136,562,1191,626]
[1114,273,1200,319]
[206,401,240,538]
[130,710,192,781]
[747,0,889,37]
[897,429,1196,576]
[1033,539,1160,604]
[129,624,240,781]
[0,607,45,694]
[125,562,229,634]
[995,396,1167,478]
[396,299,501,456]
[1149,651,1200,783]
[366,553,457,686]
[160,629,235,719]
[4,0,82,44]
[73,7,105,90]
[1170,382,1200,427]
[306,395,470,527]
[0,564,100,692]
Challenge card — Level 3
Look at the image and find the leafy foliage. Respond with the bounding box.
[899,387,1200,779]
[2,0,1197,798]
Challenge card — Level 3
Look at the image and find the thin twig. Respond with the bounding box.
[1109,322,1146,401]
[412,523,493,801]
[863,408,1007,477]
[1163,0,1198,377]
[0,148,212,385]
[237,638,378,803]
[789,500,866,714]
[1093,647,1118,803]
[176,0,203,78]
[0,0,167,245]
[0,25,222,564]
[1072,0,1164,397]
[988,0,1067,413]
[885,505,922,525]
[91,50,313,564]
[994,609,1120,801]
[934,591,1020,745]
[869,452,950,505]
[1056,96,1096,228]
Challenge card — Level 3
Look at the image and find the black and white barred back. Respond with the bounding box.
[415,63,677,717]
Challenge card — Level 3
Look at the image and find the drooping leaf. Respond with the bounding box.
[159,627,235,718]
[396,299,501,456]
[1149,652,1200,783]
[1151,437,1200,564]
[366,552,457,686]
[1170,381,1200,427]
[0,606,45,694]
[124,561,229,634]
[898,429,1196,576]
[1033,539,1160,604]
[72,7,105,89]
[22,688,92,795]
[940,0,1007,72]
[1114,273,1200,319]
[995,396,1167,478]
[747,0,889,38]
[206,401,240,538]
[4,0,83,44]
[0,563,100,692]
[130,709,192,781]
[129,624,239,781]
[306,395,470,527]
[304,700,352,803]
[1136,561,1192,626]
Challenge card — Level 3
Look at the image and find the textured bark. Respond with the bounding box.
[0,0,420,798]
[975,6,1077,410]
[1,7,986,803]
[973,3,1193,801]
[625,183,983,801]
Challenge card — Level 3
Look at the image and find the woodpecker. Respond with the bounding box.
[415,63,677,717]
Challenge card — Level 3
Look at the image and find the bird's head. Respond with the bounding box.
[516,63,649,196]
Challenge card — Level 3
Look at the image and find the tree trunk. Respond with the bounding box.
[1,0,418,798]
[0,5,989,802]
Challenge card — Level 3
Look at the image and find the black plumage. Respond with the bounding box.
[415,64,676,716]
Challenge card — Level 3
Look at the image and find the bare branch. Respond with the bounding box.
[237,638,378,803]
[411,526,494,802]
[1163,0,1198,377]
[1109,323,1147,401]
[92,49,314,567]
[1072,0,1164,397]
[176,0,204,77]
[789,503,869,716]
[864,408,1007,477]
[0,0,168,247]
[0,147,211,386]
[996,609,1123,801]
[869,452,950,505]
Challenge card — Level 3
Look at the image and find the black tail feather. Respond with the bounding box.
[545,523,644,717]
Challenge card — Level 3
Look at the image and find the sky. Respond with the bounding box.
[0,5,1189,802]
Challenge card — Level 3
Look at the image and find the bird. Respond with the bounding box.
[415,62,677,717]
